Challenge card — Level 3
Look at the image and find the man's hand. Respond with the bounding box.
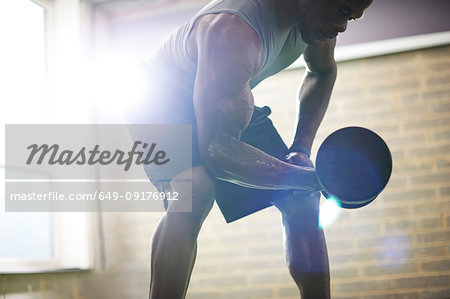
[271,151,321,224]
[285,151,320,195]
[285,151,314,168]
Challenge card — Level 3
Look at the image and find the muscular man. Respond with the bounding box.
[127,0,372,298]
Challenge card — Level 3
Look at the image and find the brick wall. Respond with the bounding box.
[1,45,449,299]
[190,45,450,298]
[240,45,450,299]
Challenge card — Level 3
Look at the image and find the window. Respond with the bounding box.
[0,0,92,273]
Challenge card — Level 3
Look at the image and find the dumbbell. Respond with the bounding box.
[315,126,392,209]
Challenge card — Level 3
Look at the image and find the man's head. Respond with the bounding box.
[296,0,373,44]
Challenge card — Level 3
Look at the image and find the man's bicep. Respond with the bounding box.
[193,14,263,98]
[192,14,263,153]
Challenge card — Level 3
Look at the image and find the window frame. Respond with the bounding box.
[0,0,95,274]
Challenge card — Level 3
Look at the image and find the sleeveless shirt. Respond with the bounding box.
[146,0,307,95]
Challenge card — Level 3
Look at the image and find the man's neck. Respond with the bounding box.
[274,0,300,30]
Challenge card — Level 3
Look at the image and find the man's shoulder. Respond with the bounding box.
[190,13,263,72]
[194,13,259,43]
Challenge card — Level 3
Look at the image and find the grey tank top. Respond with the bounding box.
[148,0,307,94]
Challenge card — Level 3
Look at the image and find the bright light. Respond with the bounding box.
[375,230,411,269]
[0,0,47,124]
[319,197,341,228]
[83,56,146,117]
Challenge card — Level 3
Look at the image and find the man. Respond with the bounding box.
[127,0,373,297]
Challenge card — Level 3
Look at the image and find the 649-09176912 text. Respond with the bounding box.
[8,191,179,201]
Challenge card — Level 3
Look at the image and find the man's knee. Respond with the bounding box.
[273,191,321,223]
[166,166,215,229]
[191,166,215,204]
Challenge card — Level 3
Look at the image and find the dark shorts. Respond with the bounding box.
[214,106,292,222]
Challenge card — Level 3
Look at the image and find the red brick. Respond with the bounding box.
[434,130,450,140]
[441,186,450,197]
[363,262,418,276]
[420,218,443,229]
[223,288,274,299]
[404,117,450,131]
[413,202,446,215]
[437,159,450,169]
[334,279,392,293]
[410,245,446,258]
[416,231,450,243]
[411,173,450,185]
[279,287,298,297]
[331,267,359,278]
[363,293,419,299]
[408,144,450,158]
[393,275,449,289]
[198,275,247,288]
[382,189,436,202]
[394,162,434,173]
[427,76,450,87]
[422,259,450,272]
[427,61,450,72]
[422,288,450,299]
[385,220,418,232]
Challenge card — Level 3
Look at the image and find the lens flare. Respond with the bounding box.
[319,197,341,228]
[375,230,411,270]
[83,55,146,116]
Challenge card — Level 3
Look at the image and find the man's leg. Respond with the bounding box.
[272,192,331,299]
[149,166,215,299]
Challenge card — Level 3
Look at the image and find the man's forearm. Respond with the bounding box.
[291,66,337,151]
[202,133,321,191]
